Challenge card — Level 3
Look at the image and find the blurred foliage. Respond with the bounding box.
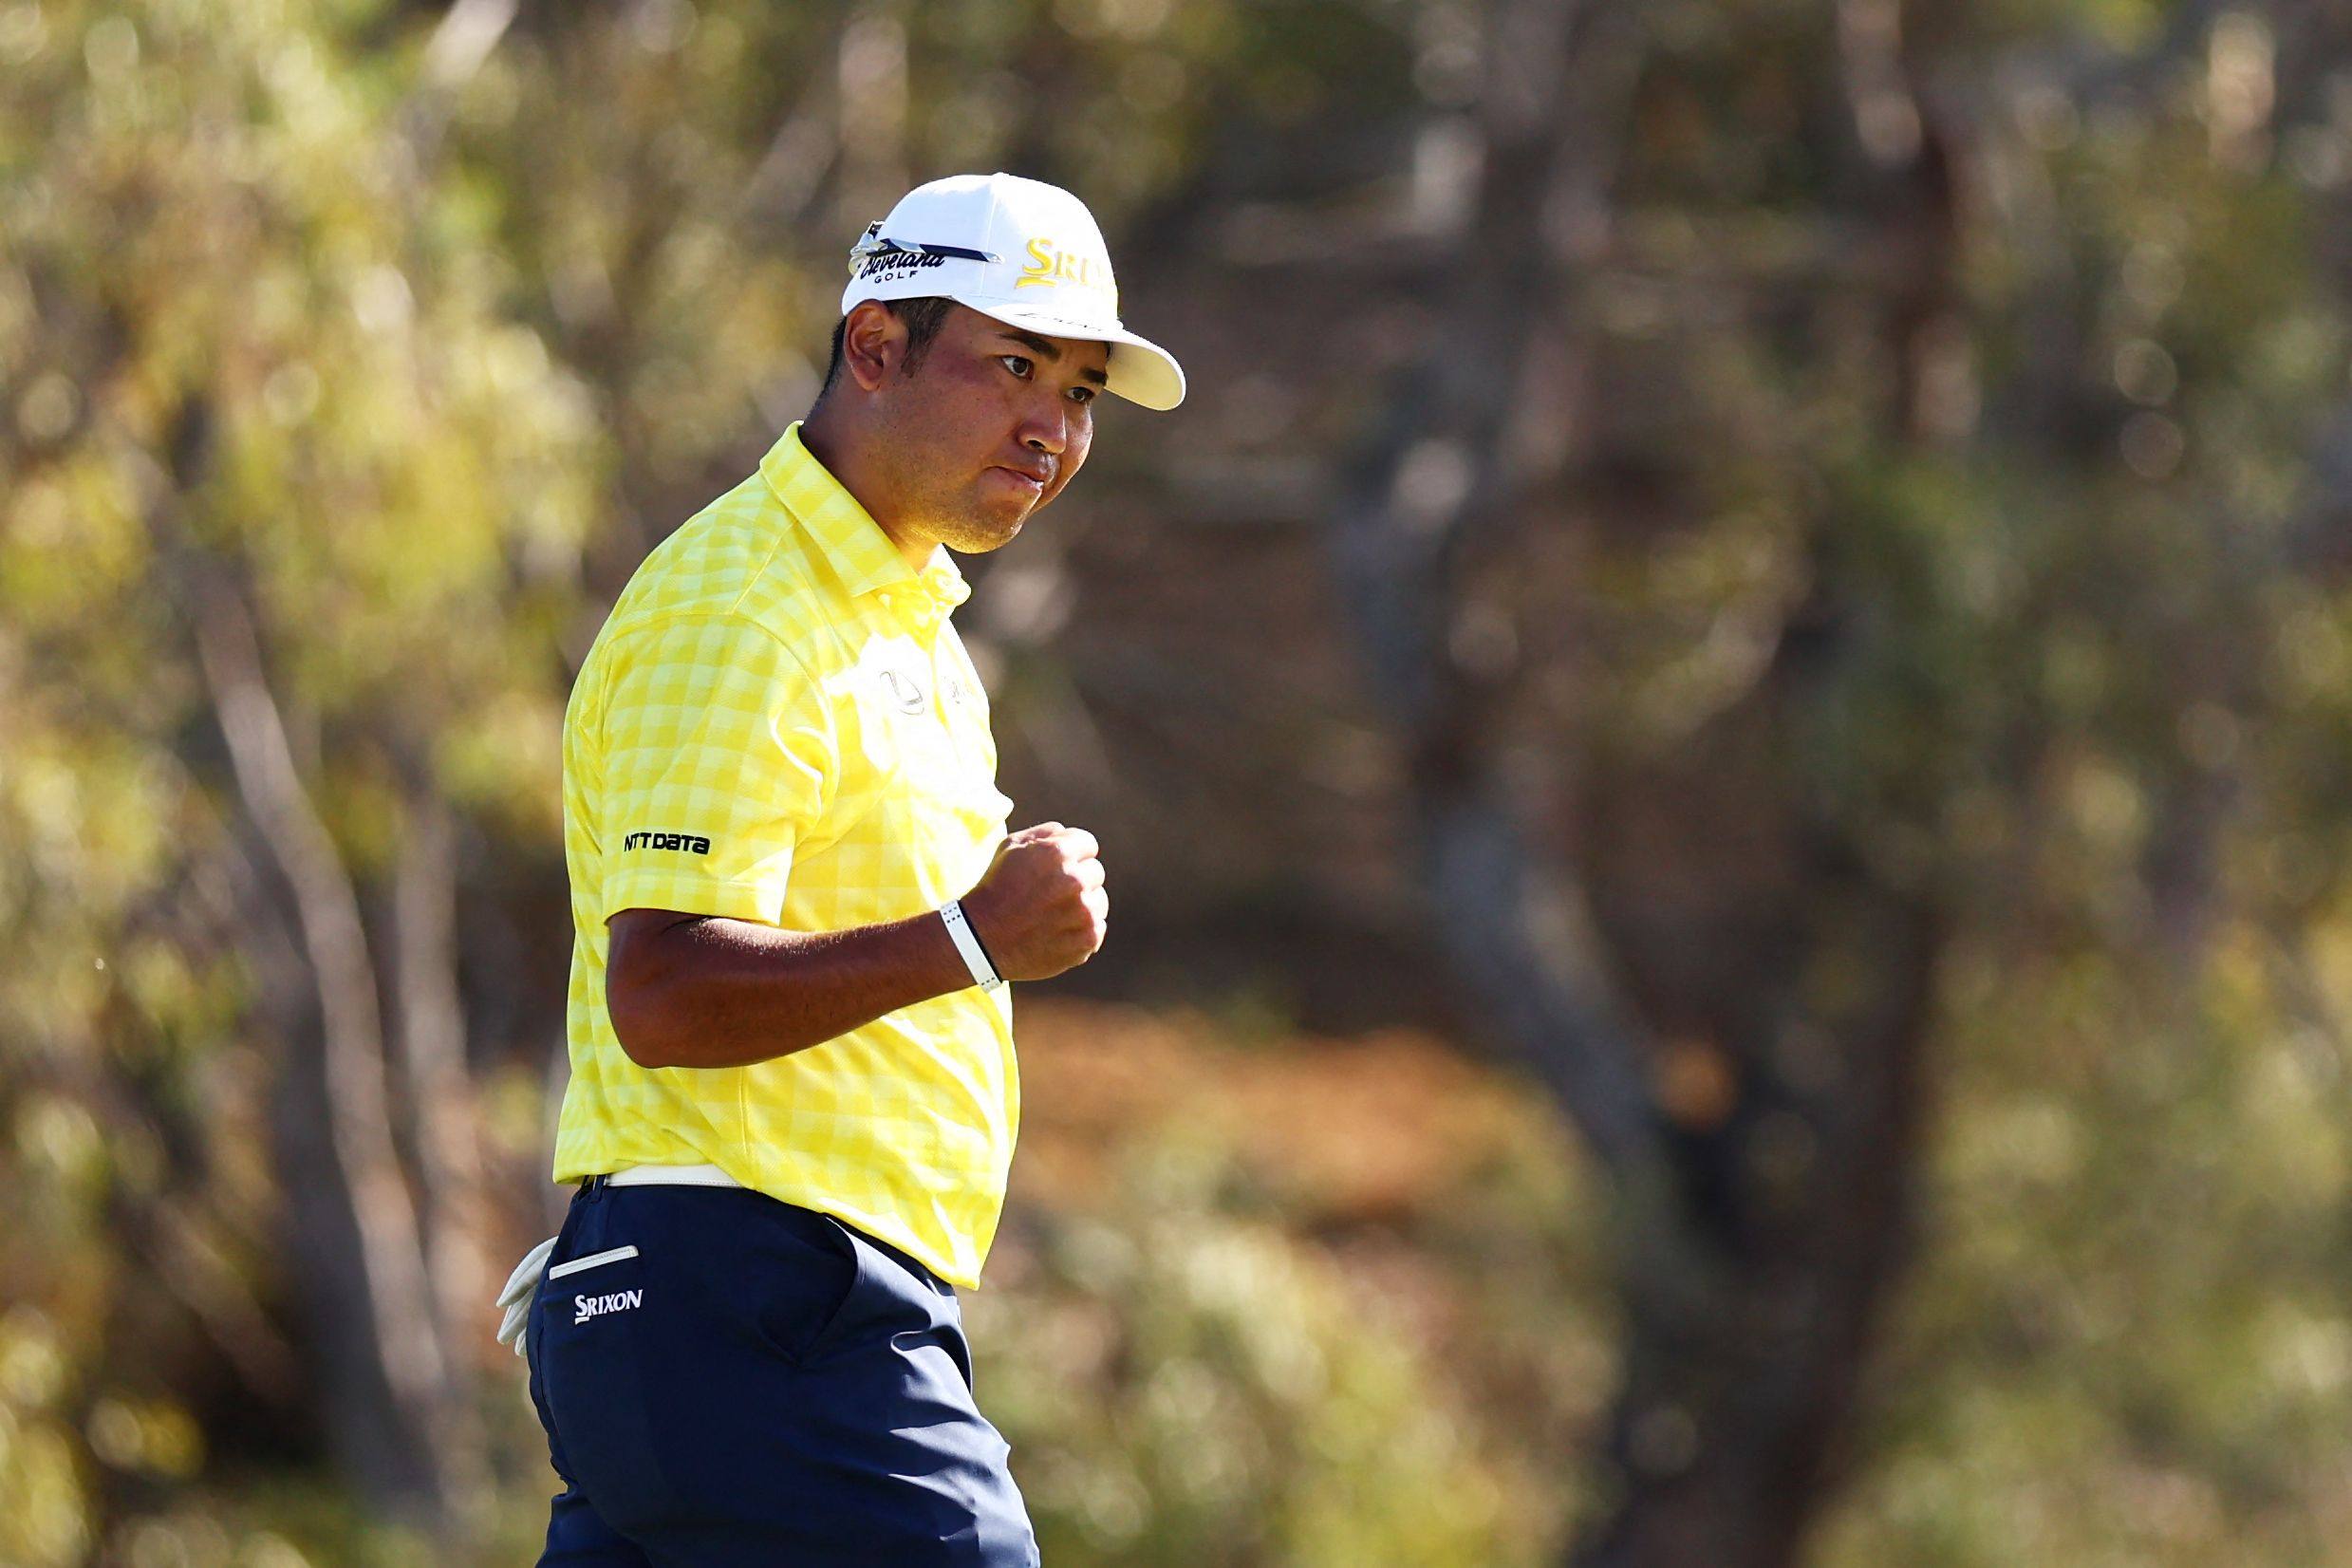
[0,0,600,1555]
[7,0,2352,1562]
[984,1012,1622,1567]
[982,1136,1534,1567]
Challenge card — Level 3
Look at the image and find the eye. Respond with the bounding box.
[999,354,1034,379]
[1068,384,1098,405]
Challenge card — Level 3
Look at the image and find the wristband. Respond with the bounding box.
[941,901,1004,991]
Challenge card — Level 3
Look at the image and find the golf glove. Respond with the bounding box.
[495,1236,558,1357]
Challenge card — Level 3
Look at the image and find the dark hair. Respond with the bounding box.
[815,296,956,404]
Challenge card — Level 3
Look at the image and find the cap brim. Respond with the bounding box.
[956,299,1186,411]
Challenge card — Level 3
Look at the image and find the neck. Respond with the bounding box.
[799,405,935,572]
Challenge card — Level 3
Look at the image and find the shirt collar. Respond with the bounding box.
[760,422,971,614]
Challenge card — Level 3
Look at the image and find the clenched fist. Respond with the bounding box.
[959,823,1108,981]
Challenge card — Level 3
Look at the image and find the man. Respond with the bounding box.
[499,172,1185,1565]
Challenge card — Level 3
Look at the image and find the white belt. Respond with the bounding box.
[602,1163,743,1189]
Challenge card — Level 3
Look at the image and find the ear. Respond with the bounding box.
[840,301,908,393]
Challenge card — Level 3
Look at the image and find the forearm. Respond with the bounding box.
[607,908,974,1069]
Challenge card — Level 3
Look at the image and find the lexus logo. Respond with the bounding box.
[881,669,926,714]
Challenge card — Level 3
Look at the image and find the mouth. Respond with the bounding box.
[986,465,1049,496]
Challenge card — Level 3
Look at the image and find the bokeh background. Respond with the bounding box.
[9,0,2352,1563]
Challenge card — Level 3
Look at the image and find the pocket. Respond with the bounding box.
[748,1209,866,1366]
[547,1243,640,1281]
[534,1244,674,1531]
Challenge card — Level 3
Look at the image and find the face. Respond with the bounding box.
[851,302,1108,556]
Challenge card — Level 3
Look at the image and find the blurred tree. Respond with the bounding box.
[2,0,599,1542]
[1315,0,2352,1562]
[1331,0,1945,1560]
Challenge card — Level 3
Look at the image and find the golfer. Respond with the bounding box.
[501,172,1184,1565]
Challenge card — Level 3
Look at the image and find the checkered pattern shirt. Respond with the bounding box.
[554,423,1017,1288]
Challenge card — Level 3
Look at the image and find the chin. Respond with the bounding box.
[943,514,1024,555]
[972,495,1037,546]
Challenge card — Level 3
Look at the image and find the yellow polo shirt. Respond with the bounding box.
[553,423,1017,1288]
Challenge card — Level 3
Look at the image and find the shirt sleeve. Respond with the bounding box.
[590,613,837,926]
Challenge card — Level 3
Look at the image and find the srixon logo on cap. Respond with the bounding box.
[1017,237,1112,299]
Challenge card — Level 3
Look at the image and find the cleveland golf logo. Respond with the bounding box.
[574,1289,643,1325]
[624,830,711,854]
[855,249,950,286]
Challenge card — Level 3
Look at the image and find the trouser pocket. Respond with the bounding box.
[754,1208,867,1365]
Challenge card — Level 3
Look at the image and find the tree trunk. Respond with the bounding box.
[159,419,462,1529]
[391,781,491,1518]
[1572,894,1940,1568]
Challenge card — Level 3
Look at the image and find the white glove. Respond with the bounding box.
[496,1236,559,1358]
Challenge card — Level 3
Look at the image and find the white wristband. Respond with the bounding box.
[940,901,1003,991]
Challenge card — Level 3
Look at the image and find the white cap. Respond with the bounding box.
[840,172,1185,411]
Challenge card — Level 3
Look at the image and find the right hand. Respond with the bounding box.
[959,822,1108,981]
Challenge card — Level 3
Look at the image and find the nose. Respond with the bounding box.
[1020,401,1069,457]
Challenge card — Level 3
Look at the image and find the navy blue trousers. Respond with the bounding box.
[526,1179,1039,1566]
